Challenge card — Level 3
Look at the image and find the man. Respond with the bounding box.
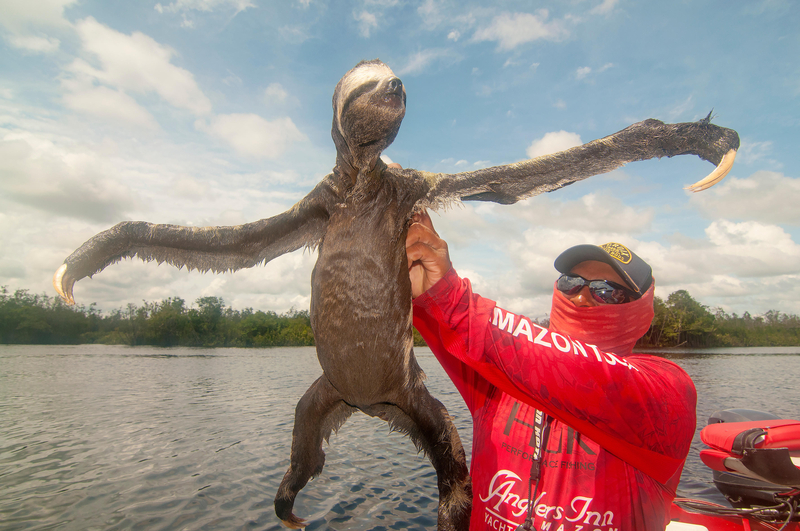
[406,212,696,531]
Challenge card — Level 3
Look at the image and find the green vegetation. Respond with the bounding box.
[1,286,798,348]
[0,287,313,347]
[639,290,800,348]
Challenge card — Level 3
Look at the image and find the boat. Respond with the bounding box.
[667,409,800,531]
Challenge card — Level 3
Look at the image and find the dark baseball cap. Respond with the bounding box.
[554,242,653,296]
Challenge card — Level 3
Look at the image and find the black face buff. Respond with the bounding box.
[556,274,639,305]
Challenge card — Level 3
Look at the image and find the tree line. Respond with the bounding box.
[0,287,313,347]
[1,286,798,348]
[639,289,800,348]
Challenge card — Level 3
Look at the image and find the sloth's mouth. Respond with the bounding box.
[381,92,404,108]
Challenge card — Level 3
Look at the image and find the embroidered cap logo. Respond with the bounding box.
[599,242,632,264]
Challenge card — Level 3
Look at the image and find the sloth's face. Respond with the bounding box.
[333,60,406,167]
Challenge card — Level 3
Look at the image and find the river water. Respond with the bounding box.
[2,345,799,530]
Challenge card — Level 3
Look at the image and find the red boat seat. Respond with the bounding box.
[699,419,800,487]
[701,419,800,454]
[698,448,729,472]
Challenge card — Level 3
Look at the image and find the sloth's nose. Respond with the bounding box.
[388,78,403,93]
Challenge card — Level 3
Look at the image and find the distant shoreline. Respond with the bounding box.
[2,286,799,348]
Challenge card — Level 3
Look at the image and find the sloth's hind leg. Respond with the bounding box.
[274,374,354,529]
[366,386,472,531]
[411,387,472,531]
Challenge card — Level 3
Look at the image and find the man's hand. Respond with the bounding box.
[406,210,451,298]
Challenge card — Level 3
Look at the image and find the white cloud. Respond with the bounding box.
[690,171,800,225]
[0,0,77,52]
[61,76,159,129]
[397,48,460,76]
[170,175,210,200]
[575,63,613,81]
[667,95,694,120]
[154,0,254,14]
[472,11,569,51]
[195,113,306,159]
[68,17,212,116]
[706,220,795,256]
[417,0,448,29]
[737,138,778,166]
[0,132,139,222]
[222,71,243,87]
[508,193,653,234]
[590,0,619,15]
[0,0,76,28]
[439,158,491,170]
[354,10,378,38]
[448,30,461,41]
[279,25,312,44]
[7,34,61,53]
[264,82,299,110]
[265,83,289,104]
[526,130,582,159]
[639,220,800,313]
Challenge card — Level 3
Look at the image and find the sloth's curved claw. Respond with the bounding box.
[686,148,737,192]
[53,264,76,305]
[281,515,308,529]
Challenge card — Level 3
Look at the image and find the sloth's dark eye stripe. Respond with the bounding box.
[340,80,379,117]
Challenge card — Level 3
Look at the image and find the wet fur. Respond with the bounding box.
[54,59,740,530]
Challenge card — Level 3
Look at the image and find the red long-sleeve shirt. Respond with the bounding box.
[413,269,696,531]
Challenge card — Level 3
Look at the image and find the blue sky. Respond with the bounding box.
[1,0,798,320]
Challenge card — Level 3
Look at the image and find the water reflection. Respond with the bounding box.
[637,345,800,358]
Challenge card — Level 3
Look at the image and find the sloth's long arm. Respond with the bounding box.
[420,115,739,207]
[53,179,335,304]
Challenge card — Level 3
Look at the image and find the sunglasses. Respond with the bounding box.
[556,274,639,305]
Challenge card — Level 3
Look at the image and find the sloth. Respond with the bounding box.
[53,59,740,530]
